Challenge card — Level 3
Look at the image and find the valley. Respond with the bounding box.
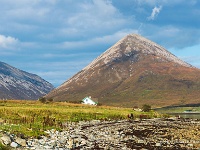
[0,34,200,149]
[0,100,157,137]
[0,100,199,149]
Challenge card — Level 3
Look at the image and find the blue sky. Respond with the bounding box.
[0,0,200,87]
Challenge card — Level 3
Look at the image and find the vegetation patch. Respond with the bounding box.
[0,100,160,138]
[0,142,10,150]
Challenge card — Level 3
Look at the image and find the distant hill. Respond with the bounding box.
[0,61,54,100]
[46,34,200,107]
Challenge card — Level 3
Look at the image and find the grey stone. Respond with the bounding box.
[1,135,12,145]
[10,142,19,148]
[155,143,161,146]
[59,138,67,144]
[16,137,27,146]
[66,138,74,149]
[0,118,199,149]
[39,139,46,145]
[44,145,53,149]
[80,139,87,145]
[187,143,193,147]
[49,139,57,147]
[137,140,145,144]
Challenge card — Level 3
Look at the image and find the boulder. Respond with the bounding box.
[16,137,27,147]
[10,142,19,148]
[1,135,12,145]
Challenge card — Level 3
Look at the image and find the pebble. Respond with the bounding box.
[155,143,161,147]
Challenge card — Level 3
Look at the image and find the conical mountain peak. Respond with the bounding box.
[46,34,200,107]
[84,34,192,71]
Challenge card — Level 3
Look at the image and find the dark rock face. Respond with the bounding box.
[0,61,54,100]
[46,34,200,107]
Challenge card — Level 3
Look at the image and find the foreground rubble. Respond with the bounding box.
[1,118,200,149]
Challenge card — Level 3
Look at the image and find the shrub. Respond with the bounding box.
[97,103,102,106]
[142,104,151,112]
[38,97,46,103]
[47,98,53,102]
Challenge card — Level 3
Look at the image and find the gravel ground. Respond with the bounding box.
[1,118,200,149]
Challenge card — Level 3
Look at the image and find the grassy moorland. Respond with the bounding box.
[0,100,160,138]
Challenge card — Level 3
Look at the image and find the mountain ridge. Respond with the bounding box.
[0,61,54,100]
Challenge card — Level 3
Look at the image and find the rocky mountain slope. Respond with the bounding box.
[46,34,200,107]
[0,61,54,100]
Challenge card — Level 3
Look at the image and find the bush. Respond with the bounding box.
[142,104,151,112]
[47,98,53,102]
[97,103,102,106]
[38,97,46,103]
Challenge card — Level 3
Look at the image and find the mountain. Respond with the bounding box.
[0,61,54,100]
[46,34,200,107]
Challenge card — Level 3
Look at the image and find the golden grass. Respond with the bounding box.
[0,100,160,137]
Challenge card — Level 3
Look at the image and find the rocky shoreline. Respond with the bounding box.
[1,118,200,149]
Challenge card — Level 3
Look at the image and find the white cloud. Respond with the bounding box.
[156,26,180,38]
[0,0,58,7]
[136,0,197,6]
[147,6,162,20]
[0,35,19,50]
[90,29,139,44]
[0,0,199,87]
[59,29,138,49]
[136,0,157,6]
[169,44,200,68]
[7,7,50,22]
[144,25,192,49]
[40,52,98,59]
[65,0,127,36]
[0,0,131,43]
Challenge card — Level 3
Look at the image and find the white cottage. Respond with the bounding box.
[82,96,97,105]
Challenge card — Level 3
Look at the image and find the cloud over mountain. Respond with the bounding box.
[0,0,199,87]
[147,6,162,20]
[0,35,19,50]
